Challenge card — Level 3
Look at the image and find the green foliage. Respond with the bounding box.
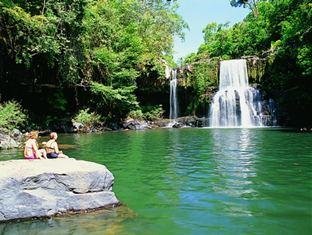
[0,0,186,126]
[82,0,186,85]
[297,46,312,76]
[184,0,311,125]
[280,1,312,77]
[47,91,68,112]
[90,81,139,120]
[128,109,144,120]
[73,108,101,127]
[182,56,219,114]
[128,105,164,121]
[0,0,88,83]
[69,0,184,121]
[0,5,55,66]
[230,0,259,16]
[0,101,27,130]
[142,105,164,120]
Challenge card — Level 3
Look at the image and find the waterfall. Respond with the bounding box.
[209,59,266,128]
[169,69,178,121]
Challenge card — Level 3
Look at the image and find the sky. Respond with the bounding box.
[173,0,250,61]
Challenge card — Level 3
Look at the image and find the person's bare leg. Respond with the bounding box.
[58,153,69,158]
[41,149,47,159]
[37,149,47,159]
[35,150,43,159]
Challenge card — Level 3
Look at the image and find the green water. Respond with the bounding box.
[1,128,312,234]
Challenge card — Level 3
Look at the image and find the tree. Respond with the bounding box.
[0,0,186,126]
[185,0,312,126]
[230,0,259,16]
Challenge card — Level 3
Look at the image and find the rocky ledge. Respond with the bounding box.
[0,159,119,222]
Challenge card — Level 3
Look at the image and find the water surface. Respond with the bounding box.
[1,128,311,234]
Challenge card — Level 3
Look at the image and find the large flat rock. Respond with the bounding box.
[0,159,119,222]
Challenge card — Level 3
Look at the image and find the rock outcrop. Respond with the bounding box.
[0,128,23,149]
[0,159,119,222]
[156,116,208,128]
[123,118,149,130]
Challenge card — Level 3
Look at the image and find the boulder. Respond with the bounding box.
[0,159,119,222]
[123,119,149,130]
[172,122,183,128]
[10,129,23,142]
[0,133,19,149]
[172,116,209,127]
[0,128,25,149]
[72,121,84,132]
[151,119,170,128]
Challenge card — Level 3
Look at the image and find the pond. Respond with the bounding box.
[1,128,311,234]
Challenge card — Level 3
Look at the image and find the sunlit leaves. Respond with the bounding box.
[0,0,186,120]
[90,81,139,119]
[190,0,312,125]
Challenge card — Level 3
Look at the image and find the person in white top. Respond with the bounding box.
[44,132,69,159]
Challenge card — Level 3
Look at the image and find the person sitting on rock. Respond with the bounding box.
[24,131,47,160]
[44,132,69,159]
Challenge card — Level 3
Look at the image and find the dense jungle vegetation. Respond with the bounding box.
[184,0,311,127]
[0,0,311,130]
[0,0,185,130]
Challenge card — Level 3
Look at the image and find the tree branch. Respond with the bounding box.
[41,0,46,15]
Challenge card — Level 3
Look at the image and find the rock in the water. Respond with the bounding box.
[0,128,24,149]
[0,159,119,222]
[123,118,149,130]
[72,121,84,132]
[172,122,183,128]
[0,133,19,149]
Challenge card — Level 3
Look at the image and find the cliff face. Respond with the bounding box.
[0,159,119,222]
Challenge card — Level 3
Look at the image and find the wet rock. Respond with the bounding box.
[123,119,149,130]
[172,122,183,128]
[174,116,209,127]
[72,121,84,132]
[151,119,172,128]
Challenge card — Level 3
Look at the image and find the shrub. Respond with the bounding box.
[143,105,164,121]
[0,101,28,130]
[73,108,101,127]
[128,109,144,120]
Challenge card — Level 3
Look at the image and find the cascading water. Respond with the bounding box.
[169,69,178,121]
[209,59,267,128]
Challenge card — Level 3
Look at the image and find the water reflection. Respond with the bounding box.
[0,148,22,160]
[211,129,261,216]
[0,207,134,235]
